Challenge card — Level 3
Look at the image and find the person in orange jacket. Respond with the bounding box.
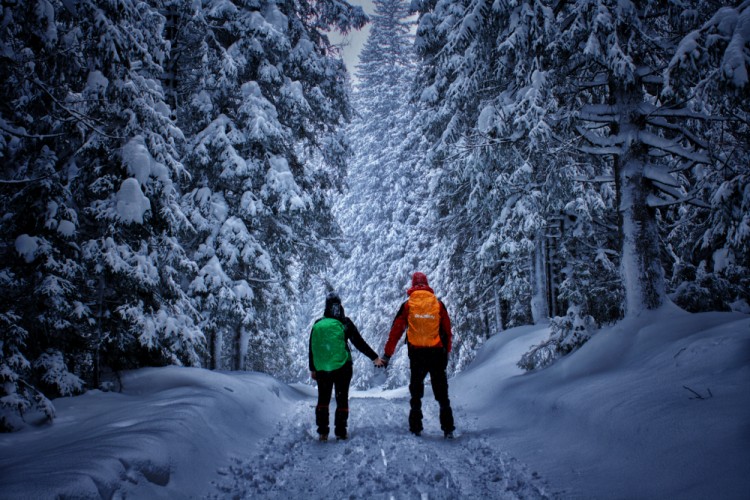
[375,272,455,438]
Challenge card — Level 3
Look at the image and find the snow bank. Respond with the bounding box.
[453,307,750,499]
[0,367,303,499]
[2,310,747,498]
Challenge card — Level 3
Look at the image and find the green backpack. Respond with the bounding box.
[311,317,351,372]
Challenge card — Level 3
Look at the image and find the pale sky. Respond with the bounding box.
[329,0,375,77]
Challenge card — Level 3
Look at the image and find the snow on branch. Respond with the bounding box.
[578,104,619,123]
[0,118,65,140]
[647,192,710,209]
[646,107,713,121]
[316,0,369,35]
[650,181,682,201]
[577,144,623,156]
[575,126,622,148]
[29,78,123,140]
[0,175,55,185]
[640,130,710,164]
[573,175,615,184]
[645,116,709,151]
[643,164,680,188]
[667,1,750,91]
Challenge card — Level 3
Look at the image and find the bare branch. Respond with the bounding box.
[29,78,124,140]
[683,385,713,400]
[0,119,65,140]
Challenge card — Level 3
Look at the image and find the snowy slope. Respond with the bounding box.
[0,368,305,498]
[454,305,750,499]
[1,308,748,498]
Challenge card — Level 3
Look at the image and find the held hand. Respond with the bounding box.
[373,357,387,368]
[310,371,317,380]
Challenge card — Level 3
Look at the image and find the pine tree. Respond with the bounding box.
[663,2,750,313]
[69,1,204,378]
[323,0,423,388]
[178,0,366,372]
[0,2,89,426]
[0,0,203,429]
[552,0,723,317]
[405,0,614,337]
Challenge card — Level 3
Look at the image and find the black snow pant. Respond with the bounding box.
[315,361,353,438]
[408,347,455,435]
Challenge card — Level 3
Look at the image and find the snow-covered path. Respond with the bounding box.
[213,392,552,499]
[3,312,747,499]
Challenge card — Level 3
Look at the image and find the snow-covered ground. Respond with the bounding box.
[454,305,750,499]
[1,306,748,498]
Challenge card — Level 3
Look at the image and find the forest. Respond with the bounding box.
[1,0,748,432]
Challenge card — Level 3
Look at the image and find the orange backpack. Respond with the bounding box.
[407,290,441,348]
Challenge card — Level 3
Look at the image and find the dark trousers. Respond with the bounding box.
[409,347,455,434]
[315,361,352,438]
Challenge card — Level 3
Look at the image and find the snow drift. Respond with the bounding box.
[0,307,748,498]
[0,368,304,498]
[454,305,750,499]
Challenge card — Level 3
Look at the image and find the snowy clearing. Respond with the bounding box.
[1,307,748,498]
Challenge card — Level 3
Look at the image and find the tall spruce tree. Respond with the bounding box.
[0,0,203,430]
[1,1,86,430]
[322,0,423,388]
[554,0,718,317]
[177,0,366,373]
[407,0,618,336]
[0,0,366,430]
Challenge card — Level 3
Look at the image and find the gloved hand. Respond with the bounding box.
[310,371,317,380]
[375,355,390,368]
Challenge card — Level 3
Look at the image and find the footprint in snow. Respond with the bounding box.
[212,395,553,499]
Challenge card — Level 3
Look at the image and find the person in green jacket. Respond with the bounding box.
[309,292,383,441]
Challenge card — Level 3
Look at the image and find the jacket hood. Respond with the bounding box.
[407,272,434,296]
[324,292,345,320]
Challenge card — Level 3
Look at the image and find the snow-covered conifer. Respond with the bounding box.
[177,0,365,372]
[663,2,750,312]
[553,0,720,317]
[0,0,205,428]
[321,0,425,388]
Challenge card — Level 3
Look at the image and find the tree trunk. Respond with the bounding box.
[94,274,106,389]
[234,324,248,371]
[210,329,222,370]
[617,153,665,315]
[493,285,504,334]
[613,84,666,316]
[530,235,549,323]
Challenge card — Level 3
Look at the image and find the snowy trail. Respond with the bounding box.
[212,391,552,499]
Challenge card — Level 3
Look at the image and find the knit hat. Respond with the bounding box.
[324,292,344,319]
[407,272,434,296]
[411,272,429,287]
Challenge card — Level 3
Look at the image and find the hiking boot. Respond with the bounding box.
[336,433,348,441]
[319,434,328,442]
[411,430,421,437]
[444,431,454,439]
